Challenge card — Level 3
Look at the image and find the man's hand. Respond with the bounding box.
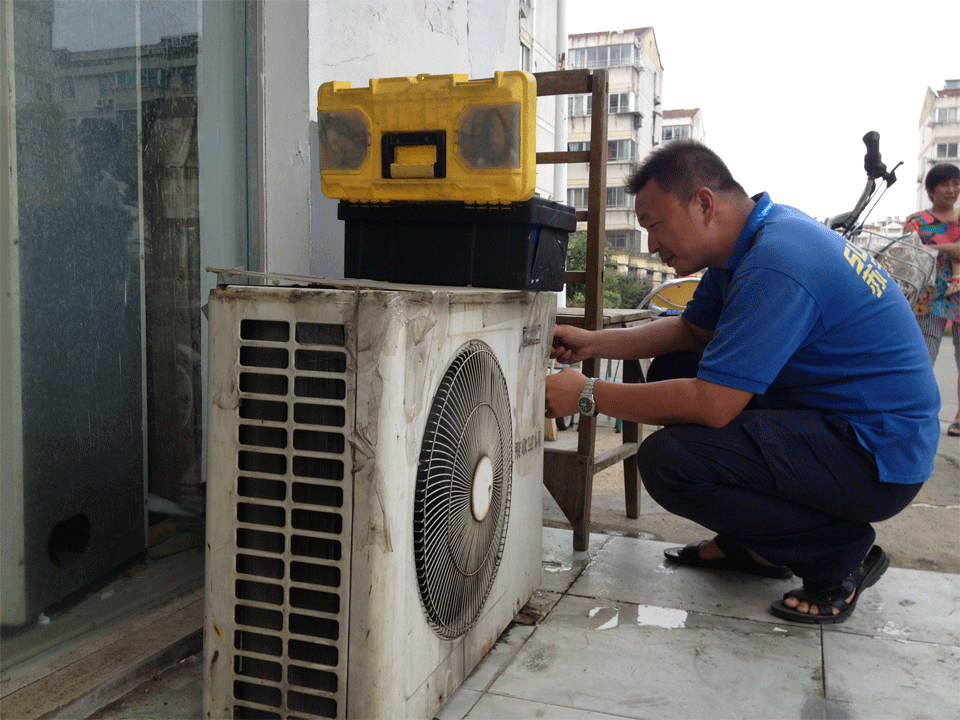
[545,367,588,418]
[551,325,595,365]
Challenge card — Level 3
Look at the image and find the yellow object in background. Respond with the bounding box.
[317,71,537,204]
[638,277,701,317]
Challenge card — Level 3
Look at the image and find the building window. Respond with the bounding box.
[141,67,163,87]
[606,186,628,208]
[935,107,959,123]
[570,43,636,70]
[662,125,691,142]
[520,43,531,72]
[567,187,589,209]
[609,91,635,114]
[607,139,635,162]
[116,69,136,88]
[606,230,628,249]
[568,94,592,117]
[936,142,959,159]
[570,92,638,116]
[568,141,590,152]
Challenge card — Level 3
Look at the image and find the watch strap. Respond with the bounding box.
[579,377,599,417]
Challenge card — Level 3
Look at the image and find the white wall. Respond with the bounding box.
[305,0,521,278]
[259,0,563,279]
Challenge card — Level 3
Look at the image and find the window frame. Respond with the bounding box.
[607,138,635,162]
[935,142,959,159]
[662,124,691,142]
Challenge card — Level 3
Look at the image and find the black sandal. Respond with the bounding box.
[664,535,793,579]
[769,545,889,624]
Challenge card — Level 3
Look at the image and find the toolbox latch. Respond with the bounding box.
[382,131,446,179]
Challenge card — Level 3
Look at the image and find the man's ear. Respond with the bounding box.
[694,187,716,225]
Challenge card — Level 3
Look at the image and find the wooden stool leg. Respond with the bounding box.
[543,450,593,552]
[622,358,642,519]
[573,474,593,551]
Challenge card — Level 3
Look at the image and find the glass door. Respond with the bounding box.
[2,0,252,664]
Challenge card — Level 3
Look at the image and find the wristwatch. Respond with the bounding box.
[578,377,599,417]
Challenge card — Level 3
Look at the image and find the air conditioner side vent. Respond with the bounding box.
[227,315,351,719]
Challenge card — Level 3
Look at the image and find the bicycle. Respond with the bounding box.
[824,131,936,305]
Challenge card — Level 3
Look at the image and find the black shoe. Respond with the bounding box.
[664,536,793,579]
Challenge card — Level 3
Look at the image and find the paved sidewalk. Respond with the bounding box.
[435,528,958,720]
[92,527,960,720]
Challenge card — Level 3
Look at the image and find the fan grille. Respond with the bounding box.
[414,341,513,639]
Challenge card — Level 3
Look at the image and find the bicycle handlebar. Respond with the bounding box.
[863,131,883,177]
[826,131,899,235]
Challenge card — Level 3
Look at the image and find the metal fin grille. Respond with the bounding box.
[229,318,349,720]
[413,341,513,639]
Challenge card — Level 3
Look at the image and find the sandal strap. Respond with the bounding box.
[713,535,752,563]
[784,580,855,614]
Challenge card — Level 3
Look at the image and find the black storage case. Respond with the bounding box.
[339,197,576,291]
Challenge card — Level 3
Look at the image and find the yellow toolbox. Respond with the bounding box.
[317,71,537,203]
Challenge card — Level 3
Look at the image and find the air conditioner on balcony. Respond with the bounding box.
[203,276,552,720]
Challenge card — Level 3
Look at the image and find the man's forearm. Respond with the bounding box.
[591,376,753,427]
[588,316,708,361]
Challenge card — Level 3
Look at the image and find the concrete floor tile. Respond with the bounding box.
[520,589,563,626]
[88,654,202,720]
[829,567,960,646]
[489,594,823,720]
[567,535,797,624]
[436,687,483,720]
[540,527,611,594]
[466,692,636,719]
[460,622,535,692]
[823,631,960,719]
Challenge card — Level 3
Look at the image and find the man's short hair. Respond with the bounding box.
[924,163,960,198]
[625,140,747,203]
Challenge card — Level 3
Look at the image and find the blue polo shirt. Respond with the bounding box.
[682,193,940,485]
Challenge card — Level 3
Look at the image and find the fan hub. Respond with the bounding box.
[471,455,494,521]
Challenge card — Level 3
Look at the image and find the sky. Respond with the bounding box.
[567,0,958,223]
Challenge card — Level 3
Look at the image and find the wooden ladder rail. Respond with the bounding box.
[534,69,643,551]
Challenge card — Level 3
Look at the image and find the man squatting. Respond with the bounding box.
[546,141,939,623]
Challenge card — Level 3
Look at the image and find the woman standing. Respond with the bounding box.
[904,163,960,436]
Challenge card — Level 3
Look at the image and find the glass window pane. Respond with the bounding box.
[3,0,251,651]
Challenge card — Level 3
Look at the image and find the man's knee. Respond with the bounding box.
[637,427,685,507]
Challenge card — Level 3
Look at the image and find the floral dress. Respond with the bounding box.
[903,210,960,322]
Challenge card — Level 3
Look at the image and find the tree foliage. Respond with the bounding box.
[564,232,651,309]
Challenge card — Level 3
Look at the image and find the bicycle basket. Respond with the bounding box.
[850,231,937,307]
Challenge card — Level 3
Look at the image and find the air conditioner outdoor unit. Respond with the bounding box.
[203,276,553,720]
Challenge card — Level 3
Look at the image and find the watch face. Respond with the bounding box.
[578,396,593,415]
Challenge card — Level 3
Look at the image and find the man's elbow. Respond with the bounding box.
[700,407,740,428]
[693,381,753,427]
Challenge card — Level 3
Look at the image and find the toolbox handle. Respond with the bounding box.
[381,131,447,179]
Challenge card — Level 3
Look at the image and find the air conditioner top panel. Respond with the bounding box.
[207,267,545,303]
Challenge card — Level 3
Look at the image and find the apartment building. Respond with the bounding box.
[662,107,705,144]
[917,79,960,208]
[862,217,905,239]
[565,27,674,285]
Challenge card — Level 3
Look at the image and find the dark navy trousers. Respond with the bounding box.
[637,353,923,587]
